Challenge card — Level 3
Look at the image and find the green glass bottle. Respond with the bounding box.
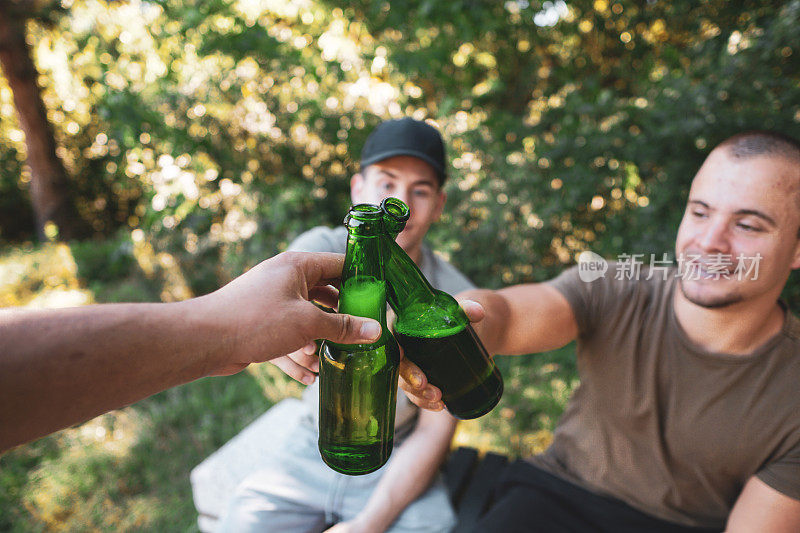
[318,204,401,475]
[380,197,503,420]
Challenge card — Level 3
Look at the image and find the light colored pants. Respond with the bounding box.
[217,415,456,533]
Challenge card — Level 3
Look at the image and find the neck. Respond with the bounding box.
[673,288,785,355]
[404,244,423,266]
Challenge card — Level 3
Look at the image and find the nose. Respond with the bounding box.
[388,188,410,206]
[696,218,731,254]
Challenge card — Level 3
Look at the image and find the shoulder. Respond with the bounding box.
[783,310,800,345]
[547,261,675,337]
[287,226,347,254]
[552,261,675,300]
[422,246,476,293]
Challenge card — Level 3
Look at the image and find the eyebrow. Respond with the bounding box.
[688,200,777,226]
[374,169,437,188]
[376,168,399,179]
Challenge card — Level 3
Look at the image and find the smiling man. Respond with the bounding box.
[401,130,800,532]
[217,118,473,533]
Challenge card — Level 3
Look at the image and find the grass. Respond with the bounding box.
[0,240,577,531]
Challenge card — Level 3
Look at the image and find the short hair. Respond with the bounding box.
[717,131,800,237]
[718,130,800,163]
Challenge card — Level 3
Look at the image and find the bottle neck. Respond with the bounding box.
[339,232,388,326]
[382,235,437,313]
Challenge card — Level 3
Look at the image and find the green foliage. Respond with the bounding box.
[0,373,268,532]
[3,0,799,293]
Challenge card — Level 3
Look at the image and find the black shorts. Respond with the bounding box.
[468,460,722,533]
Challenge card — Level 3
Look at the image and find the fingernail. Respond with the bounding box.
[360,321,381,341]
[423,388,436,400]
[410,372,424,388]
[302,375,315,385]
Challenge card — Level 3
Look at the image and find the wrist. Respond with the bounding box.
[178,296,239,376]
[351,507,394,533]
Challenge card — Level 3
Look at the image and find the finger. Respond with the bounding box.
[294,252,347,286]
[300,341,318,355]
[457,298,485,324]
[288,345,321,373]
[398,358,443,407]
[308,285,340,309]
[315,308,381,345]
[270,356,318,385]
[398,380,445,411]
[399,358,427,390]
[399,378,442,403]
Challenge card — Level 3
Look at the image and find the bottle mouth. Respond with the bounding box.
[380,197,410,223]
[352,203,383,216]
[344,203,383,228]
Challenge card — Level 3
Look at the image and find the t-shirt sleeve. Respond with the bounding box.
[756,445,800,501]
[546,262,634,338]
[286,227,342,254]
[433,256,476,294]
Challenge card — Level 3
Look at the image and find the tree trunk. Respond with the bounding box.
[0,4,81,240]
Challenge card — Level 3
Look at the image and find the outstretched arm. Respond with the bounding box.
[399,282,578,411]
[0,252,381,452]
[461,282,578,356]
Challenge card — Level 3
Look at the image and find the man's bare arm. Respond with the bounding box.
[463,282,578,355]
[726,476,800,532]
[0,252,381,453]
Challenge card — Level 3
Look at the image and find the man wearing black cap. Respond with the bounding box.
[211,118,473,533]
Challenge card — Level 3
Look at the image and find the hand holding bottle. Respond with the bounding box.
[397,298,486,412]
[269,298,487,412]
[269,341,321,385]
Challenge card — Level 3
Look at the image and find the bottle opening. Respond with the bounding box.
[344,203,383,227]
[352,204,383,216]
[380,197,410,222]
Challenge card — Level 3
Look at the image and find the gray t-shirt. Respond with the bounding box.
[531,264,800,528]
[288,225,476,437]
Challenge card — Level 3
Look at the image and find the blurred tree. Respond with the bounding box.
[0,0,83,240]
[0,0,797,302]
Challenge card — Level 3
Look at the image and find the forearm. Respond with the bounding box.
[459,283,577,356]
[457,288,512,355]
[354,410,457,532]
[0,300,227,451]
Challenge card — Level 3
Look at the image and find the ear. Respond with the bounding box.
[350,173,365,203]
[431,190,447,223]
[791,236,800,270]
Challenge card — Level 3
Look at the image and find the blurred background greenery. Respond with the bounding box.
[1,0,798,530]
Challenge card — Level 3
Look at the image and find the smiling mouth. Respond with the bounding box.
[697,267,732,279]
[679,257,734,280]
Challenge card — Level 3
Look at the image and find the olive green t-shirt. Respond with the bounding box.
[529,265,800,529]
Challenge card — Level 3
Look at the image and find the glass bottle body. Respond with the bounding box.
[318,205,400,475]
[319,326,400,475]
[380,198,503,419]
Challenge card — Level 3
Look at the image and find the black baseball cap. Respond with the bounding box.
[360,118,447,185]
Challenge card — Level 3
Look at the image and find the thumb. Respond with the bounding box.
[318,310,382,345]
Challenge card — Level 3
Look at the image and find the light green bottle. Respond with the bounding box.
[318,204,401,475]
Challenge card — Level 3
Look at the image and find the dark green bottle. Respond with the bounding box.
[318,204,401,475]
[380,197,503,420]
